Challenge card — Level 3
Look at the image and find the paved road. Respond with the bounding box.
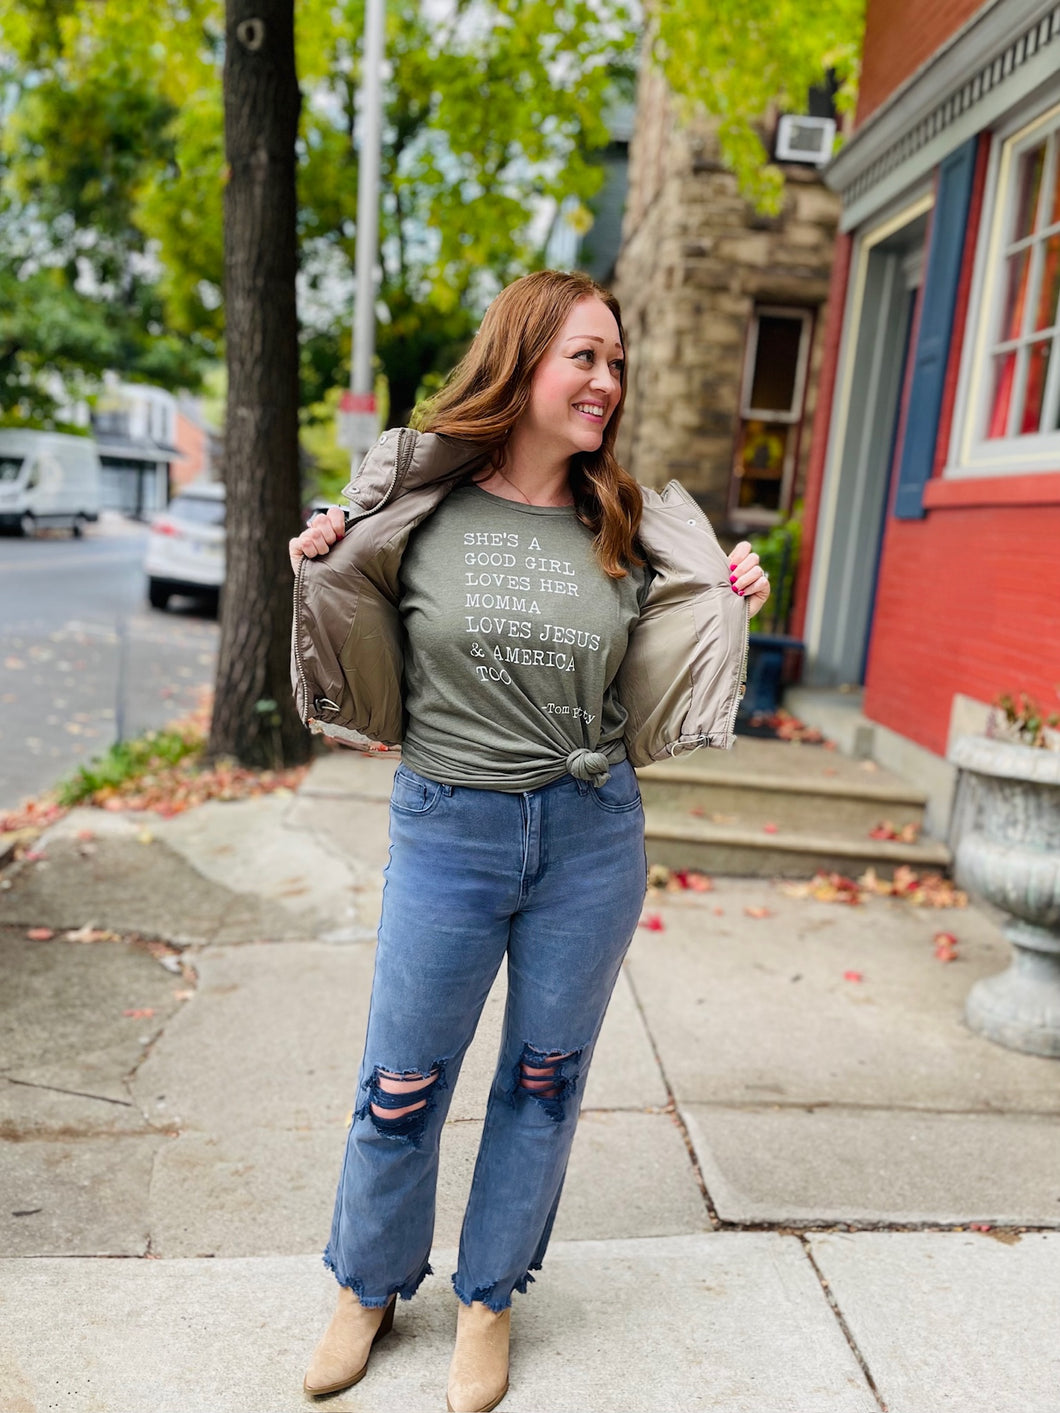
[0,515,218,811]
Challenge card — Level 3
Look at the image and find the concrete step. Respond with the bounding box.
[637,737,928,836]
[637,737,949,878]
[642,810,952,878]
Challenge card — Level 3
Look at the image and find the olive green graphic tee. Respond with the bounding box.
[398,483,645,791]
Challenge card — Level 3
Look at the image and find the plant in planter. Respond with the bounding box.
[949,689,1060,1057]
[738,508,803,724]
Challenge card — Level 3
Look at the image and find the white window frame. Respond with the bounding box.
[949,89,1060,478]
[728,305,813,529]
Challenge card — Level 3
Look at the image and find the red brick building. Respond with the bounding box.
[793,0,1060,825]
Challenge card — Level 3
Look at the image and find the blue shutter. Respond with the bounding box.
[893,137,978,520]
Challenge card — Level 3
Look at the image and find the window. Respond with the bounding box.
[955,98,1060,475]
[729,306,812,527]
[985,132,1060,439]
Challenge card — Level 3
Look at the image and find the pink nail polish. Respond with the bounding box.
[738,589,745,596]
[729,563,737,572]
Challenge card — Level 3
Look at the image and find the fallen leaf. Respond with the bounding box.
[744,709,829,745]
[137,829,154,845]
[688,805,706,818]
[763,822,779,834]
[670,869,713,892]
[678,870,713,892]
[933,930,959,962]
[780,872,863,905]
[64,924,120,943]
[23,850,47,862]
[843,969,864,983]
[968,1222,992,1232]
[870,820,922,843]
[173,989,195,1001]
[122,1008,156,1019]
[638,913,665,931]
[743,906,773,919]
[867,867,967,907]
[76,828,95,841]
[26,927,54,941]
[713,906,725,916]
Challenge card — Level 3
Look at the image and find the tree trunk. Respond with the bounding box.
[211,0,310,768]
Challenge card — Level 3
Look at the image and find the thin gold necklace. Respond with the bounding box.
[492,466,572,508]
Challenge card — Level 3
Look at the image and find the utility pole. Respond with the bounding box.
[338,0,385,469]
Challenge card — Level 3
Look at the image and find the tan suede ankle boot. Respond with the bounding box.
[303,1288,395,1397]
[446,1300,511,1413]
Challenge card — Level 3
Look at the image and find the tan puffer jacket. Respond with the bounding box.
[291,427,749,765]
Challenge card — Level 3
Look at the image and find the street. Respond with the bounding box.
[0,516,218,811]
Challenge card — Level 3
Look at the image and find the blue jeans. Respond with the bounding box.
[323,759,647,1313]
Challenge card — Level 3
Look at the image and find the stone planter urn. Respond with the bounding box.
[949,735,1060,1057]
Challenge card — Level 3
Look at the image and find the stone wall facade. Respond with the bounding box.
[613,65,841,533]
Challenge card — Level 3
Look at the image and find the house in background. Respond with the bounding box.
[86,381,218,516]
[790,0,1060,831]
[173,393,220,491]
[612,62,842,539]
[91,381,183,517]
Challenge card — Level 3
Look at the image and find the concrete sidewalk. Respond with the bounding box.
[1,750,1058,1412]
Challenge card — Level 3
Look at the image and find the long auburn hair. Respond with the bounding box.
[413,270,643,578]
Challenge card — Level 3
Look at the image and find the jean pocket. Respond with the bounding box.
[390,764,444,815]
[589,760,643,814]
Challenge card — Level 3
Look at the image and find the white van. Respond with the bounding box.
[0,429,102,536]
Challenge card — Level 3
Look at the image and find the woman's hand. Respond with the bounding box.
[728,541,771,619]
[289,507,346,573]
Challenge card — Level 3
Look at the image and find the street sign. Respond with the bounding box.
[336,390,379,449]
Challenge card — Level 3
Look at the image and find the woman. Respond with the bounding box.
[289,270,769,1412]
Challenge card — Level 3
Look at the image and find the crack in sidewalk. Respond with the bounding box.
[5,1077,134,1107]
[621,960,722,1228]
[800,1235,889,1412]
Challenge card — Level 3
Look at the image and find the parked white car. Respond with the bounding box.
[145,482,225,610]
[0,429,102,536]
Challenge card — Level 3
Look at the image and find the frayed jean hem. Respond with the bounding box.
[322,1249,433,1306]
[451,1263,541,1313]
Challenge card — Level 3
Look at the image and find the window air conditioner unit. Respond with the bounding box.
[775,114,836,167]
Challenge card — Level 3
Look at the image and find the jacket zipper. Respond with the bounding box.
[667,479,750,746]
[293,427,416,722]
[722,599,752,743]
[292,554,313,717]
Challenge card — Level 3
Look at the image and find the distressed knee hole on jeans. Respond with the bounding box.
[512,1043,582,1120]
[358,1061,447,1145]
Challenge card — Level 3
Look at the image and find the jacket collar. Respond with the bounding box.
[342,428,491,510]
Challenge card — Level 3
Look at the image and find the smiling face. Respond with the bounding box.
[518,296,625,459]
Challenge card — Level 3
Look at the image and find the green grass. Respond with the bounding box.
[56,729,203,807]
